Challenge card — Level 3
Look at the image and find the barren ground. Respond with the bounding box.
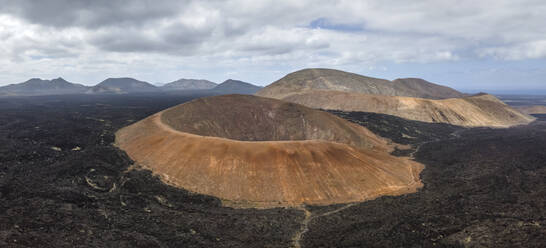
[0,94,544,247]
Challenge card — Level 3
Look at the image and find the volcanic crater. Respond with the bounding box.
[116,94,424,207]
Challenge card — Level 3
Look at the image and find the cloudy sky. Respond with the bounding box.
[0,0,545,93]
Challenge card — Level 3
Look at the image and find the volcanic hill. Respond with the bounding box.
[256,68,465,99]
[256,69,534,127]
[211,79,262,95]
[282,91,535,127]
[116,94,423,207]
[89,77,160,94]
[162,79,217,90]
[0,77,88,96]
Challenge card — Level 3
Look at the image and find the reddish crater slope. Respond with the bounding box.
[116,95,423,207]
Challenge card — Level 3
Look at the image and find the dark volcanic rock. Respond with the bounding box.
[0,94,301,248]
[328,110,464,146]
[301,121,546,248]
[0,94,544,247]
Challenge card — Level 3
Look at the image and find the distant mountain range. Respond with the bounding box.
[0,78,88,96]
[0,77,261,96]
[1,68,535,128]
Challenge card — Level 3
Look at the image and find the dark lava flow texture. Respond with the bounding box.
[0,94,545,247]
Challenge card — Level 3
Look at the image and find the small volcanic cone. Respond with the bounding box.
[116,94,423,207]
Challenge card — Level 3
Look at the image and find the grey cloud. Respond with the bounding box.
[0,0,187,28]
[239,38,330,56]
[89,21,215,54]
[161,23,215,47]
[91,33,165,53]
[92,33,204,55]
[1,0,546,91]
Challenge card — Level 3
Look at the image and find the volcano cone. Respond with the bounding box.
[116,95,423,207]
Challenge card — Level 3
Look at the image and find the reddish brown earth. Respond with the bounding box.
[116,95,423,207]
[160,94,387,148]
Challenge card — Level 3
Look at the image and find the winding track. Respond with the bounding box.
[292,203,358,248]
[291,128,466,247]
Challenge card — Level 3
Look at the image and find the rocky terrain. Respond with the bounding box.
[116,94,422,207]
[302,119,546,247]
[0,94,544,247]
[0,94,305,247]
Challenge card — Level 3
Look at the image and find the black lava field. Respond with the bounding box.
[1,94,545,247]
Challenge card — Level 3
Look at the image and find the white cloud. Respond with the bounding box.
[0,0,545,87]
[479,40,546,60]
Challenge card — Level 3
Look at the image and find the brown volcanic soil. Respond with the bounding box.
[255,68,534,127]
[256,68,465,99]
[282,91,535,127]
[161,94,385,148]
[116,95,423,207]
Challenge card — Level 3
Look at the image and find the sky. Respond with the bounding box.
[0,0,545,94]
